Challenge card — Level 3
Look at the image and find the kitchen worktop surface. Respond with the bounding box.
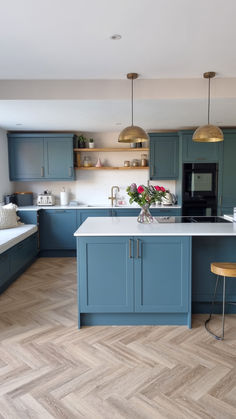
[74,216,236,237]
[17,204,182,211]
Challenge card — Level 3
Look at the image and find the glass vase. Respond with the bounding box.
[137,204,153,224]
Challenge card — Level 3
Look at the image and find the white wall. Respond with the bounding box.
[0,128,12,203]
[14,131,176,205]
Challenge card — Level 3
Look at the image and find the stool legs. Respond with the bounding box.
[222,276,226,339]
[205,275,226,340]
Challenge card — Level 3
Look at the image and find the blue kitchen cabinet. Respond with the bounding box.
[111,208,140,217]
[77,235,191,325]
[110,208,181,217]
[8,136,44,180]
[0,233,38,294]
[181,130,221,162]
[149,133,179,180]
[40,210,76,250]
[219,131,236,213]
[0,252,11,289]
[8,133,74,181]
[76,209,111,226]
[44,137,74,180]
[79,237,134,312]
[17,210,38,225]
[134,236,190,312]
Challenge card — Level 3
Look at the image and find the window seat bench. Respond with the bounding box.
[0,225,38,294]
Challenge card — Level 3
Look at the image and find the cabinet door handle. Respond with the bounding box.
[219,195,222,206]
[69,166,73,177]
[41,166,44,177]
[136,239,140,258]
[129,239,132,259]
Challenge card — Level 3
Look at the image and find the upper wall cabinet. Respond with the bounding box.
[181,131,222,162]
[149,133,179,180]
[8,133,75,181]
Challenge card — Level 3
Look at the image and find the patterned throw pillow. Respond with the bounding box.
[0,207,19,229]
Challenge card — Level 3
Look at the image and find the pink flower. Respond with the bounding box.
[137,186,144,194]
[160,187,166,192]
[154,185,161,191]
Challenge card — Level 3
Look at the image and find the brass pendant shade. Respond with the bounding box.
[193,72,224,143]
[118,73,149,144]
[118,125,149,143]
[192,124,224,143]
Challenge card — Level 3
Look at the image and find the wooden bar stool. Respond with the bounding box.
[205,263,236,340]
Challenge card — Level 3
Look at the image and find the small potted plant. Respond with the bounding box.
[89,138,94,148]
[78,135,86,148]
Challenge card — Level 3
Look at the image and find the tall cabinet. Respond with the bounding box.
[219,130,236,214]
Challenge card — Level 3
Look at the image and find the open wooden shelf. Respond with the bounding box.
[74,147,149,152]
[75,166,148,170]
[74,147,149,170]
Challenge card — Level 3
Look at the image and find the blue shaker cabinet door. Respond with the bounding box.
[8,137,44,180]
[221,132,236,209]
[181,132,221,162]
[17,210,38,225]
[149,133,179,180]
[79,237,134,313]
[134,236,190,312]
[40,210,76,250]
[45,137,74,180]
[0,252,11,287]
[77,209,110,227]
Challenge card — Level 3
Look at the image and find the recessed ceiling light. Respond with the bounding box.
[16,123,23,126]
[110,34,122,40]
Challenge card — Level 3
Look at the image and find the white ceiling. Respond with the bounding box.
[0,0,236,131]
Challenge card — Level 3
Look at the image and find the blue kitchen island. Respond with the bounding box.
[74,216,236,329]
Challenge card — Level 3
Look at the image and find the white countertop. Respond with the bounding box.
[74,216,236,237]
[17,204,181,211]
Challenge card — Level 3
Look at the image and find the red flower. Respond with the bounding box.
[160,187,166,192]
[137,186,144,194]
[154,185,161,191]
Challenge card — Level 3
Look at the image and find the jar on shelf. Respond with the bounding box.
[124,160,130,167]
[132,159,139,167]
[83,156,92,167]
[141,154,148,167]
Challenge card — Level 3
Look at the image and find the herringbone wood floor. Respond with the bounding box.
[0,258,236,419]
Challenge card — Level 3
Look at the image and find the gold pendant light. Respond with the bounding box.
[193,72,224,142]
[118,73,149,143]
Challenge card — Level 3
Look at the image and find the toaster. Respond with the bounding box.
[37,192,55,206]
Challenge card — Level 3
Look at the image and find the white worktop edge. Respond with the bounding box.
[17,204,182,211]
[74,216,236,237]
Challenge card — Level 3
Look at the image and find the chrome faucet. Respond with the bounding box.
[109,186,120,207]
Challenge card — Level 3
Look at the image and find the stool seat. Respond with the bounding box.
[211,262,236,277]
[206,262,236,340]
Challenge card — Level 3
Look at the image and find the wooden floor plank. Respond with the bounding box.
[0,257,236,418]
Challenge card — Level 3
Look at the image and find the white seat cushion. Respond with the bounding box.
[0,225,38,254]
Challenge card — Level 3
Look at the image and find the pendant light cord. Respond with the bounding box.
[208,76,210,125]
[131,77,134,126]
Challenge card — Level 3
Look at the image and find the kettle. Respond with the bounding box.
[161,191,176,206]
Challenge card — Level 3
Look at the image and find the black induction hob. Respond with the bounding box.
[156,216,232,224]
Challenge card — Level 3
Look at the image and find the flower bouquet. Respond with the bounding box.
[126,183,166,223]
